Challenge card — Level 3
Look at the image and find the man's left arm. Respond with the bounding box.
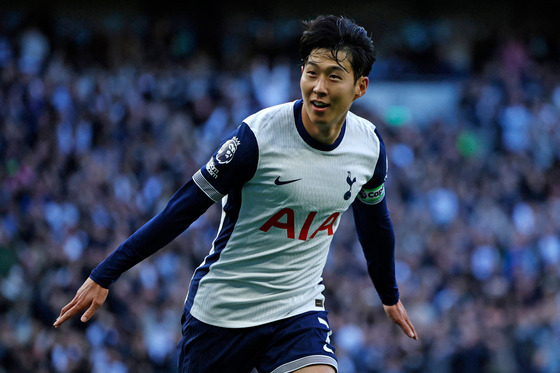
[352,196,398,305]
[352,196,418,340]
[351,127,417,339]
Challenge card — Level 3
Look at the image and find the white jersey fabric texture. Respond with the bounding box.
[189,100,383,328]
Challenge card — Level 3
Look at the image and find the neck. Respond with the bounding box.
[301,108,346,145]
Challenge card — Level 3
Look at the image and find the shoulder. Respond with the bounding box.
[345,110,386,156]
[346,111,389,191]
[346,111,379,137]
[244,101,296,132]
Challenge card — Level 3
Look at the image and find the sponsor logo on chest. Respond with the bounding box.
[257,170,363,241]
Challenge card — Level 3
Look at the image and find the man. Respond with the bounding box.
[54,15,418,373]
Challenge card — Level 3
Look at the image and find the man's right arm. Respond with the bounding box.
[90,121,259,288]
[89,179,215,288]
[54,122,259,328]
[53,177,215,329]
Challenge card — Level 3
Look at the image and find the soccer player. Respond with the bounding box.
[54,14,418,373]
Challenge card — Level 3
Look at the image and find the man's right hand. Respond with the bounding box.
[53,277,108,328]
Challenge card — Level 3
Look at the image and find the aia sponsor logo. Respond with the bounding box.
[259,208,340,241]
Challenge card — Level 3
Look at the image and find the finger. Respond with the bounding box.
[53,304,83,328]
[54,291,93,327]
[58,297,79,318]
[80,300,103,323]
[394,301,417,340]
[397,318,416,339]
[397,312,418,340]
[406,318,418,340]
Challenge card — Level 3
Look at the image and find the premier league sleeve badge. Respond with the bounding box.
[216,137,241,165]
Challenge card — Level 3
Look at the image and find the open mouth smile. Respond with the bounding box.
[312,101,329,110]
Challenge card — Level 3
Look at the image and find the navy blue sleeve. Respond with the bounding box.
[90,179,214,288]
[352,195,399,305]
[195,122,259,201]
[352,128,399,305]
[363,128,388,190]
[89,123,258,288]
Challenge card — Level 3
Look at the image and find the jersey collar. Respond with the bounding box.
[293,99,346,151]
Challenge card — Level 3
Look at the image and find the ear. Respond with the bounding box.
[354,76,369,100]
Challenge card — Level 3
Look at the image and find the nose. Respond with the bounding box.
[313,76,327,95]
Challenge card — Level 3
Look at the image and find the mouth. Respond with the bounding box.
[311,100,330,110]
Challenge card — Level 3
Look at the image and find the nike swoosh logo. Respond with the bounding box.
[274,176,301,185]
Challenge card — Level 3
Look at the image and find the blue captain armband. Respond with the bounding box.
[357,183,385,205]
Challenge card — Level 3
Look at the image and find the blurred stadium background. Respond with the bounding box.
[1,1,559,372]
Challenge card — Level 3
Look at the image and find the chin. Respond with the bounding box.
[311,119,332,128]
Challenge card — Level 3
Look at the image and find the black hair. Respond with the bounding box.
[299,15,376,82]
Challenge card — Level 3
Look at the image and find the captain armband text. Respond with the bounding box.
[357,184,385,205]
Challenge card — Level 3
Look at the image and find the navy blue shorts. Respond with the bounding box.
[176,309,338,373]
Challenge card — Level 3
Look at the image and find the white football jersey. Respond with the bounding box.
[188,100,386,328]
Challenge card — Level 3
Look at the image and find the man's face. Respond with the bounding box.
[300,48,368,131]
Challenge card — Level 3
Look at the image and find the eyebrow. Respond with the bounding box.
[306,60,349,74]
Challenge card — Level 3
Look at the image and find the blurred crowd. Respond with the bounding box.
[1,8,559,373]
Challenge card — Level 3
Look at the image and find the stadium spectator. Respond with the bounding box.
[1,7,559,373]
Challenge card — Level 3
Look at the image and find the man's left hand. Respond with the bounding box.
[383,299,418,340]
